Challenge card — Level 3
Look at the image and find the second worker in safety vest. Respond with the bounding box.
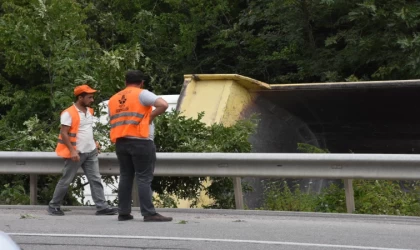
[108,70,173,222]
[48,85,118,216]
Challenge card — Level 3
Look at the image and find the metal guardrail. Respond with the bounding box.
[2,151,420,213]
[3,151,420,178]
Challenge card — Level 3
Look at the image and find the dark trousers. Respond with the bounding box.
[115,138,157,216]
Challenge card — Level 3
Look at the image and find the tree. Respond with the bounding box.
[3,0,420,209]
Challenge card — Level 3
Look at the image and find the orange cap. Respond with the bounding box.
[74,84,97,96]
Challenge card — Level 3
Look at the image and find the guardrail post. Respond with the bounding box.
[30,174,37,205]
[132,179,140,207]
[344,179,355,213]
[233,177,244,209]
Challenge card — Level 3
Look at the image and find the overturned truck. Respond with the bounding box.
[176,74,420,208]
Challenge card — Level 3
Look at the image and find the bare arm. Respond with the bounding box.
[150,97,168,123]
[60,125,80,162]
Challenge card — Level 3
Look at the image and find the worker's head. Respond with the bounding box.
[125,70,145,88]
[73,84,96,107]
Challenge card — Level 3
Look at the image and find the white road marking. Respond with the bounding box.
[7,232,414,250]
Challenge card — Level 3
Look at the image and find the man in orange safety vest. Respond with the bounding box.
[108,70,172,222]
[48,85,117,216]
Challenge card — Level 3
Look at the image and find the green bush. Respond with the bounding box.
[153,111,258,209]
[0,110,257,208]
[0,116,83,206]
[315,182,346,213]
[354,180,420,216]
[261,179,420,215]
[261,180,316,212]
[153,192,179,208]
[260,143,420,215]
[0,183,30,205]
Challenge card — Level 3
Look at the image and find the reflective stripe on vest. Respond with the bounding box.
[110,112,144,120]
[110,120,140,128]
[109,112,145,128]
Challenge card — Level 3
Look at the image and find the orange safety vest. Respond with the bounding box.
[108,87,152,143]
[55,105,94,158]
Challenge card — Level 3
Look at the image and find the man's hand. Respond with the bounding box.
[150,98,168,123]
[70,150,80,162]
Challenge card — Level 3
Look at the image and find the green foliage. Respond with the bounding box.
[297,143,329,153]
[153,111,258,208]
[0,0,143,207]
[261,143,420,215]
[103,110,257,209]
[2,0,420,119]
[0,183,29,205]
[3,0,420,213]
[315,180,420,216]
[155,111,257,153]
[152,193,179,208]
[0,115,57,151]
[203,177,253,209]
[155,112,214,153]
[261,180,317,212]
[315,182,347,213]
[261,179,420,215]
[153,193,178,209]
[0,109,256,208]
[0,115,85,206]
[354,180,420,216]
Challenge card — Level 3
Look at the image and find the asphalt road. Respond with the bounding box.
[1,206,420,250]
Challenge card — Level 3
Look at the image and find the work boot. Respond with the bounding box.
[118,214,134,221]
[95,207,118,215]
[47,206,64,216]
[143,213,173,222]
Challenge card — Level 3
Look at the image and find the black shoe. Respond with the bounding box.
[47,206,64,216]
[95,207,118,215]
[118,214,134,221]
[144,213,173,222]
